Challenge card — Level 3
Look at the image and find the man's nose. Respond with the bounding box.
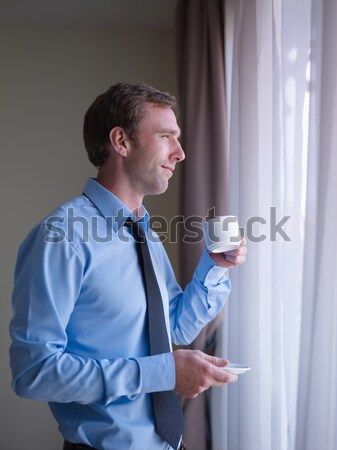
[171,139,185,162]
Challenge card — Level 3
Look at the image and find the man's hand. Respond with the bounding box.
[172,349,237,398]
[209,237,247,268]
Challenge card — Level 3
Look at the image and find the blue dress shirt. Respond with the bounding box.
[9,178,231,450]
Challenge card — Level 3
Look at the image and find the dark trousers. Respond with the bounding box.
[63,441,96,450]
[63,440,187,450]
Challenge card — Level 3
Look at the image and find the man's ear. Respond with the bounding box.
[109,127,130,157]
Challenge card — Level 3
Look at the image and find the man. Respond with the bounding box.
[9,83,247,450]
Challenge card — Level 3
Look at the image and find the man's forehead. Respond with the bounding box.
[139,103,180,131]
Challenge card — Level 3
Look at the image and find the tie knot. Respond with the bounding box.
[124,217,146,242]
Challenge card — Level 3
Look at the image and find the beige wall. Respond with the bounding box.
[0,24,180,450]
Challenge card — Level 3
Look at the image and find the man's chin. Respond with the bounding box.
[146,181,169,196]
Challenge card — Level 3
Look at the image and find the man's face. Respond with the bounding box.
[125,103,185,197]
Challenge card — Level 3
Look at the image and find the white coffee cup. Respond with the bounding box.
[202,215,242,253]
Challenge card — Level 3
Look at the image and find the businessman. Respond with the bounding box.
[10,82,247,450]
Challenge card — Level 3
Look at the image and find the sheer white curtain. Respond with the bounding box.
[296,0,337,449]
[211,0,311,449]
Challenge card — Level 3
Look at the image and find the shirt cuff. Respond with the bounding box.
[195,247,229,285]
[136,352,175,393]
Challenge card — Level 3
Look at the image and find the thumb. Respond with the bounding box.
[203,354,230,367]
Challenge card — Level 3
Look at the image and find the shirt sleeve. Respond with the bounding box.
[165,247,231,346]
[9,224,175,406]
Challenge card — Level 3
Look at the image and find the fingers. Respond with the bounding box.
[201,353,229,367]
[212,370,238,385]
[224,238,247,265]
[196,359,238,389]
[224,253,246,265]
[199,354,234,382]
[209,238,247,268]
[173,349,238,398]
[206,360,238,384]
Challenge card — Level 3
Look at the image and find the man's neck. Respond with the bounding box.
[96,169,144,212]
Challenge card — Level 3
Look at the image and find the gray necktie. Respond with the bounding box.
[127,219,184,450]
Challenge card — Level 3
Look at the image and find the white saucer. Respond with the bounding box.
[208,239,242,253]
[224,363,251,375]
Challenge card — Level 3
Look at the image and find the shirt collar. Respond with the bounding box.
[82,177,150,233]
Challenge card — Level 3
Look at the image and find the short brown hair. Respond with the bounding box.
[83,82,177,167]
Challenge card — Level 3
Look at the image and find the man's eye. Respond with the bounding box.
[162,135,170,139]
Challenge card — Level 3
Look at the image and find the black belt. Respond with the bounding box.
[63,440,187,450]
